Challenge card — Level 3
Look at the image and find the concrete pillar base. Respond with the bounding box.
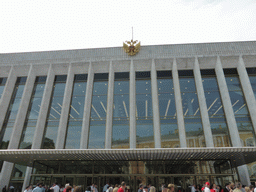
[237,164,250,186]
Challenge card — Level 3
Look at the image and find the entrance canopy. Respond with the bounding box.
[0,147,255,167]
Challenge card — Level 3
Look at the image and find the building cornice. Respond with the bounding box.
[1,41,256,65]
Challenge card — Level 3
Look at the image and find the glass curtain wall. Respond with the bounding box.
[201,70,231,147]
[42,75,67,149]
[65,74,87,149]
[224,69,256,147]
[247,68,256,99]
[112,72,129,149]
[136,72,154,148]
[157,71,179,148]
[0,77,7,100]
[0,77,27,149]
[88,73,108,149]
[19,76,47,149]
[178,70,206,147]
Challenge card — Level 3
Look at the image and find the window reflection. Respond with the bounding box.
[157,71,179,148]
[112,72,129,149]
[65,74,87,149]
[88,73,108,149]
[201,75,231,147]
[136,72,154,148]
[0,77,27,149]
[42,75,67,149]
[19,76,47,149]
[179,71,205,148]
[0,77,7,101]
[225,75,256,147]
[248,73,256,101]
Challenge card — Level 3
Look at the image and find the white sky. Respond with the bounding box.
[1,0,256,53]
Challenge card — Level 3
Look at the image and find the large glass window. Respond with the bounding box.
[42,75,67,149]
[201,70,231,147]
[178,70,206,147]
[136,72,154,148]
[112,72,129,149]
[19,76,47,149]
[65,74,87,149]
[247,68,256,100]
[88,73,108,149]
[0,77,27,149]
[157,71,179,148]
[224,69,256,147]
[0,77,7,100]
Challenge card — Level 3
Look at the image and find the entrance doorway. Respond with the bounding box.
[30,174,234,192]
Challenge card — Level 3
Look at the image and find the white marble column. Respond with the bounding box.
[172,58,187,148]
[215,56,241,147]
[22,167,32,192]
[0,66,16,132]
[151,59,161,148]
[130,60,136,149]
[237,56,256,135]
[193,57,214,147]
[0,67,17,190]
[56,64,74,149]
[80,62,94,149]
[105,61,114,149]
[32,64,55,149]
[8,65,36,149]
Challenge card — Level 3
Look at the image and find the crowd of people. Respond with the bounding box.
[3,181,256,192]
[191,182,256,192]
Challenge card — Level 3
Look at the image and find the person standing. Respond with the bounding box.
[2,186,7,192]
[118,182,126,192]
[94,185,98,192]
[191,185,196,192]
[224,183,230,192]
[233,183,242,192]
[204,182,210,192]
[138,185,143,192]
[113,185,119,192]
[50,183,60,192]
[103,184,109,192]
[33,184,42,192]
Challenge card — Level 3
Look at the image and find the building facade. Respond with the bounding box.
[0,41,256,192]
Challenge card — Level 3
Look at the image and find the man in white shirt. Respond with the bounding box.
[204,182,210,192]
[32,183,42,192]
[94,185,98,192]
[191,185,196,192]
[254,182,256,192]
[50,183,60,192]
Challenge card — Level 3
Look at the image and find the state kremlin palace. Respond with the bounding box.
[0,41,256,191]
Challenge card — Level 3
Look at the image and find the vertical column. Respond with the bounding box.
[8,65,36,149]
[237,56,256,135]
[80,62,94,149]
[215,56,241,147]
[105,61,114,149]
[56,64,74,149]
[172,58,187,148]
[0,162,14,189]
[193,57,214,147]
[0,66,16,132]
[22,167,32,192]
[151,59,161,148]
[130,60,136,149]
[32,64,55,149]
[0,67,16,190]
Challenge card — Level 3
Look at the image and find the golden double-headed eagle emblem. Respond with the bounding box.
[123,39,141,56]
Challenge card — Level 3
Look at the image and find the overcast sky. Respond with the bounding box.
[1,0,256,53]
